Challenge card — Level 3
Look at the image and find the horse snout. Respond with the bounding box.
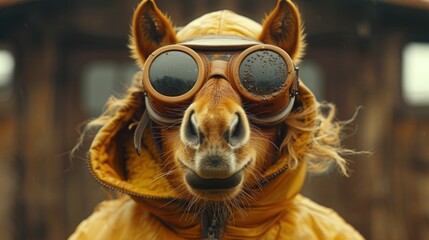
[197,155,233,179]
[181,109,250,148]
[178,80,253,199]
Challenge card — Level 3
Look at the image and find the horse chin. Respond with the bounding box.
[189,188,242,201]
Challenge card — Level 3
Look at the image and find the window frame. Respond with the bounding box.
[401,41,429,107]
[0,44,16,103]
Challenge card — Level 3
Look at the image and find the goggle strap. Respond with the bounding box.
[134,97,184,155]
[291,67,299,97]
[135,94,297,154]
[133,110,150,155]
[144,97,181,126]
[247,95,296,126]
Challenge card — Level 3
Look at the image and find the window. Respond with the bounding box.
[81,61,138,117]
[402,42,429,106]
[0,47,15,102]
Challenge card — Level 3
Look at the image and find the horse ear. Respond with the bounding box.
[129,0,178,67]
[259,0,306,64]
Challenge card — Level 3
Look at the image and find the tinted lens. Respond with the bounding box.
[149,51,198,97]
[239,50,288,96]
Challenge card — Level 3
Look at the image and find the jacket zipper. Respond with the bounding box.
[202,209,221,240]
[207,217,218,240]
[261,165,289,184]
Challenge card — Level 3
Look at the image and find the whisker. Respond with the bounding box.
[149,169,177,184]
[251,135,279,150]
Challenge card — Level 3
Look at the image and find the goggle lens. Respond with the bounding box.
[239,50,288,96]
[149,51,199,97]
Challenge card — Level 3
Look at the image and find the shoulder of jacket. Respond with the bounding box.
[68,197,139,240]
[291,195,365,240]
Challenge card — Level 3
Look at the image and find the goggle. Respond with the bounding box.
[134,36,299,152]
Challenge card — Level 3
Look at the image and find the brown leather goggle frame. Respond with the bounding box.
[141,35,299,126]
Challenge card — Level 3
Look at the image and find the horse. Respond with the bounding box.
[70,0,363,239]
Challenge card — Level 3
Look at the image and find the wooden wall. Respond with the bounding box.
[0,0,428,239]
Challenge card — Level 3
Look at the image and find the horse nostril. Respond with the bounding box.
[227,113,248,147]
[183,111,201,146]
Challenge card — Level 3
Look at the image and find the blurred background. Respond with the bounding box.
[0,0,428,239]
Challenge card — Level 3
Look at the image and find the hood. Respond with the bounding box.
[88,75,317,238]
[88,9,321,238]
[176,10,262,40]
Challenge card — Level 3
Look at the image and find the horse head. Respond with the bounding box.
[130,0,307,201]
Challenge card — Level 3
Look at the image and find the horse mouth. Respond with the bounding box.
[183,162,250,191]
[185,169,243,190]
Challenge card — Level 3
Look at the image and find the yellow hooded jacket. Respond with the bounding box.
[69,85,364,240]
[69,9,364,240]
